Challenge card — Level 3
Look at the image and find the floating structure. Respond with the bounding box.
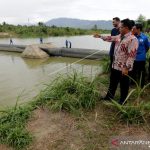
[0,44,108,59]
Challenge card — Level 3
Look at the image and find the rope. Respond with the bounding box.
[47,50,101,76]
[4,50,103,107]
[25,49,102,92]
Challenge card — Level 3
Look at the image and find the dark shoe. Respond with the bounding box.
[118,100,127,105]
[100,96,112,101]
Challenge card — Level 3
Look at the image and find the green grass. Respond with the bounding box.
[35,72,99,113]
[0,63,150,149]
[0,105,33,149]
[100,56,110,74]
[104,76,150,124]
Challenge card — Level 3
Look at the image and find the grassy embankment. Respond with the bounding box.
[0,57,150,150]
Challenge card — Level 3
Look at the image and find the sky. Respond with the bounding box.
[0,0,150,25]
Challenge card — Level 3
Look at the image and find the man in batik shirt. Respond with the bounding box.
[94,19,138,105]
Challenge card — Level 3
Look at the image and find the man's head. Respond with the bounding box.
[112,17,120,28]
[119,19,134,35]
[132,23,143,35]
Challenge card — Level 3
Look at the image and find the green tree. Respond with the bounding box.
[146,19,150,28]
[38,22,45,26]
[92,24,98,30]
[2,21,6,26]
[137,14,146,23]
[146,19,150,33]
[137,14,148,31]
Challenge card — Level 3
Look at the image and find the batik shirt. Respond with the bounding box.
[101,32,138,71]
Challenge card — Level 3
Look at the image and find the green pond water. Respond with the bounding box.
[0,51,102,109]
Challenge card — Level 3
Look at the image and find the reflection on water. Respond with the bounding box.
[0,51,102,108]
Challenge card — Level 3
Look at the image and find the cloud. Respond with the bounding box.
[0,0,149,24]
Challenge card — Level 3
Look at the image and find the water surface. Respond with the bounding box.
[0,51,102,108]
[0,35,111,50]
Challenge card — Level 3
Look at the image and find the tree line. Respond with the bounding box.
[136,14,150,34]
[0,14,149,38]
[0,22,109,38]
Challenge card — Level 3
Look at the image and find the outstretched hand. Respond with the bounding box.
[93,33,101,38]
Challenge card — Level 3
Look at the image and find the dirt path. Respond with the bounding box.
[27,104,149,150]
[27,107,79,150]
[26,105,115,150]
[1,103,149,150]
[0,145,12,150]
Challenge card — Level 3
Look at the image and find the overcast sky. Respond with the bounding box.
[0,0,150,24]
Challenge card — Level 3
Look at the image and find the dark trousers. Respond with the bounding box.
[130,61,146,87]
[109,55,113,70]
[105,68,130,103]
[149,59,150,80]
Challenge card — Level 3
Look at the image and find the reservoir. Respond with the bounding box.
[0,35,110,108]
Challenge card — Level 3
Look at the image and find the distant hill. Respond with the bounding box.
[45,18,113,30]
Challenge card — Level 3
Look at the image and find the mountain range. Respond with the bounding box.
[45,18,113,30]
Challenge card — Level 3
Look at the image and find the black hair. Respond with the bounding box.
[121,19,135,30]
[113,17,120,22]
[130,20,135,28]
[135,23,143,31]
